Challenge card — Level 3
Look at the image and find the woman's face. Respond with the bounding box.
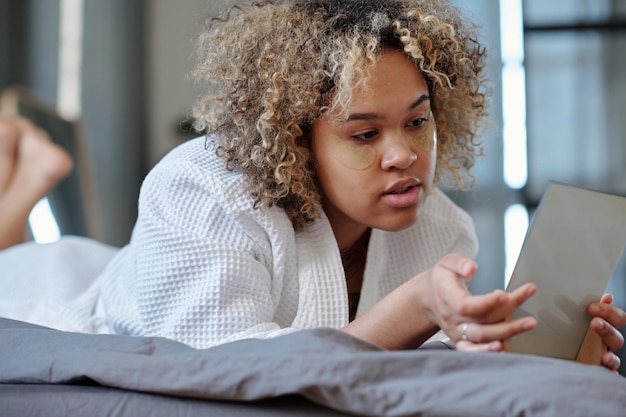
[311,49,436,240]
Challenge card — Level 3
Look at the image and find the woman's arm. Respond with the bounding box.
[342,253,537,350]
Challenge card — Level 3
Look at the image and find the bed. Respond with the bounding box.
[2,317,626,417]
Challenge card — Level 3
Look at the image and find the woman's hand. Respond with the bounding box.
[588,294,626,372]
[342,253,537,351]
[418,254,537,352]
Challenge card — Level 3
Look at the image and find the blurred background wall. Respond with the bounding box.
[0,0,236,247]
[1,0,625,372]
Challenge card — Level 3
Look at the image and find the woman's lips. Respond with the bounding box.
[382,179,421,208]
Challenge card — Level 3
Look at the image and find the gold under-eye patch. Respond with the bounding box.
[327,133,377,170]
[412,112,437,152]
[327,112,437,170]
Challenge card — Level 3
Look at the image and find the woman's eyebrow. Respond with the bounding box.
[408,94,430,111]
[344,94,431,122]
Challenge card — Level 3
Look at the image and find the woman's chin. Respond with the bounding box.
[372,211,419,232]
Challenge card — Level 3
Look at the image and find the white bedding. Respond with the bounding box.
[0,236,118,332]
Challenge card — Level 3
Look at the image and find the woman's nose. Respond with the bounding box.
[380,134,416,170]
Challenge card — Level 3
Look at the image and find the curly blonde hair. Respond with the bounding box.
[191,0,488,230]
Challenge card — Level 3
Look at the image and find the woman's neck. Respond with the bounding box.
[321,198,371,252]
[339,227,371,255]
[324,211,370,252]
[340,227,371,322]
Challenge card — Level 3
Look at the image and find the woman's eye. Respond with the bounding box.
[408,118,427,128]
[352,130,377,141]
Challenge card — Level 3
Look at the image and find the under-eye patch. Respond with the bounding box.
[327,133,377,170]
[327,112,437,170]
[412,112,437,152]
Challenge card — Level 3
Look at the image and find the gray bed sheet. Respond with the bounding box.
[0,384,347,417]
[2,317,626,417]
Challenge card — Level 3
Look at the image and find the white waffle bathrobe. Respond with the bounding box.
[0,136,478,349]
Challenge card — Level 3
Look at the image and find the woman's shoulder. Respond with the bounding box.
[139,135,293,238]
[152,136,243,186]
[142,136,253,208]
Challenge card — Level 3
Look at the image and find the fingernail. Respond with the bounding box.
[523,319,537,330]
[489,342,502,351]
[462,260,474,275]
[589,305,600,315]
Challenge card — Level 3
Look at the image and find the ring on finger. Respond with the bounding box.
[461,322,469,341]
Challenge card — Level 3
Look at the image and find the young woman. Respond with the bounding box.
[0,0,623,370]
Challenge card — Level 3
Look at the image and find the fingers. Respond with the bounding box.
[435,253,477,285]
[454,317,536,345]
[456,340,503,352]
[456,290,506,317]
[459,283,537,321]
[600,293,614,305]
[601,351,621,373]
[589,302,626,331]
[427,255,539,347]
[588,295,626,353]
[590,316,625,352]
[428,254,477,315]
